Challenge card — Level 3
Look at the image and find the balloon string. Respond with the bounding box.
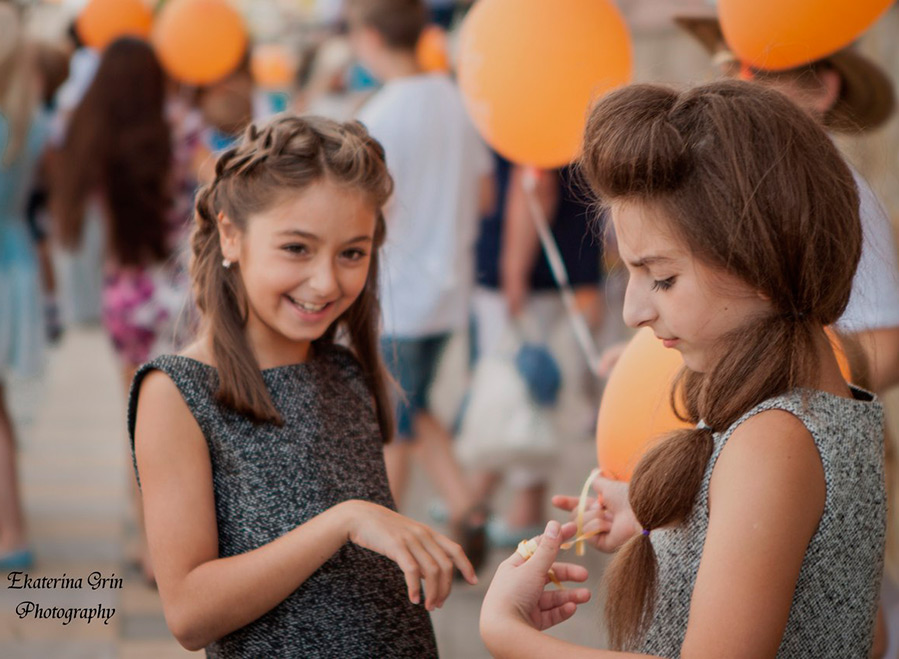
[516,468,602,589]
[521,168,602,379]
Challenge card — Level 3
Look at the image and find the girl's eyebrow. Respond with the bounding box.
[629,254,675,268]
[276,229,373,245]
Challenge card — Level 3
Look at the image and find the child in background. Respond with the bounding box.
[129,115,475,656]
[480,80,885,658]
[346,0,495,567]
[0,5,47,571]
[51,38,195,584]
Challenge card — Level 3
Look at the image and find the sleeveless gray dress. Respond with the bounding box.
[127,344,438,658]
[640,387,885,658]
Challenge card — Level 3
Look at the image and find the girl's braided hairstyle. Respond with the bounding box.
[191,114,395,439]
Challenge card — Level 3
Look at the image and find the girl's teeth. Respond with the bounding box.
[290,297,326,312]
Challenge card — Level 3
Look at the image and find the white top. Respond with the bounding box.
[357,73,493,337]
[835,168,899,333]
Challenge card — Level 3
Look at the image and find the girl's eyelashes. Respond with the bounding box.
[341,248,368,261]
[651,276,676,291]
[283,243,309,256]
[282,244,368,261]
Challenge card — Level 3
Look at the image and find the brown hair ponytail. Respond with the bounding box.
[579,81,861,650]
[190,115,395,438]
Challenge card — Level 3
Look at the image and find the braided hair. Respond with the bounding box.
[191,115,395,438]
[579,80,861,650]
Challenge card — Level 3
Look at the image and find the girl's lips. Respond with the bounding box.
[284,295,333,321]
[662,338,680,349]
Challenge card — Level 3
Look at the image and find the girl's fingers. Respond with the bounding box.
[545,601,579,628]
[406,538,441,611]
[538,586,591,611]
[434,533,478,584]
[393,547,422,605]
[551,495,580,512]
[542,562,589,584]
[417,531,455,607]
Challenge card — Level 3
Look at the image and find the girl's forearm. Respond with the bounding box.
[483,619,647,659]
[165,500,356,651]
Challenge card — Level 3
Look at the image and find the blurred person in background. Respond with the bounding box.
[466,159,604,547]
[25,40,69,344]
[51,37,195,585]
[346,0,495,569]
[0,1,48,571]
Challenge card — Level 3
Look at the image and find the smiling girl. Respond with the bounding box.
[127,115,475,657]
[479,80,886,658]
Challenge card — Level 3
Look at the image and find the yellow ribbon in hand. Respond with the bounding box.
[516,468,602,589]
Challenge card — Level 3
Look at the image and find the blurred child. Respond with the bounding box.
[129,115,475,655]
[345,0,495,567]
[0,4,46,571]
[481,80,885,658]
[51,37,194,584]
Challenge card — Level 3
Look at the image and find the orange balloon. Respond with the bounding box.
[596,328,690,482]
[417,24,450,73]
[596,326,854,481]
[719,0,892,71]
[457,0,632,169]
[76,0,152,50]
[251,44,295,89]
[153,0,248,86]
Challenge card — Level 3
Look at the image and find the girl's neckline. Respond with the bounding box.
[801,384,875,405]
[167,352,318,374]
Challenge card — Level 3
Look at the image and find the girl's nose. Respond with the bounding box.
[309,258,339,297]
[622,279,656,329]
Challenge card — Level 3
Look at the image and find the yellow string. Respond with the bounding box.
[515,468,601,589]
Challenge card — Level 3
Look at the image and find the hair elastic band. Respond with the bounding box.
[642,529,651,537]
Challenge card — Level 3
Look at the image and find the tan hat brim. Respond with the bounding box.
[673,11,895,132]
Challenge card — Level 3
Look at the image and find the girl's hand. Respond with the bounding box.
[341,500,477,611]
[480,521,590,641]
[552,475,640,553]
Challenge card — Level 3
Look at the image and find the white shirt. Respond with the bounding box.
[357,73,493,337]
[835,168,899,333]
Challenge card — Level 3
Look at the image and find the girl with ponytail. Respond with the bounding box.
[127,114,476,656]
[480,80,885,658]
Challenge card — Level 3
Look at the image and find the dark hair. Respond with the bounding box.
[191,114,396,441]
[579,80,861,650]
[345,0,427,51]
[33,41,70,107]
[53,37,172,267]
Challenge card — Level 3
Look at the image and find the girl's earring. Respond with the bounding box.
[222,258,232,269]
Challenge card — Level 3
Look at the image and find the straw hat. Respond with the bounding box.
[674,10,895,132]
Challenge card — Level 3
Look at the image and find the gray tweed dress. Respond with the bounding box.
[640,386,885,658]
[127,343,438,658]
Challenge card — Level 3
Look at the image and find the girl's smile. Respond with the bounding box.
[218,179,377,369]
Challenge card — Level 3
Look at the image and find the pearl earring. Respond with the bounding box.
[222,258,232,269]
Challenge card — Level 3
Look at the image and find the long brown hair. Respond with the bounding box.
[191,114,395,441]
[53,37,171,267]
[579,80,862,650]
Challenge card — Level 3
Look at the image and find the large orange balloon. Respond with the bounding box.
[457,0,632,169]
[153,0,248,86]
[596,327,854,481]
[596,328,690,482]
[719,0,892,71]
[76,0,152,50]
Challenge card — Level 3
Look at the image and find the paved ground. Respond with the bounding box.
[1,326,613,658]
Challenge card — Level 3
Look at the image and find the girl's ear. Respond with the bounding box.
[217,212,241,264]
